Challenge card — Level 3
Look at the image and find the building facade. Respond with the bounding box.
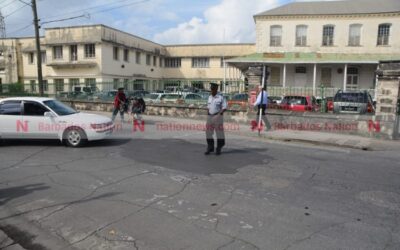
[229,0,400,97]
[0,25,254,95]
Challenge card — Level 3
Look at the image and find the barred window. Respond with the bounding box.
[41,52,46,64]
[70,45,77,61]
[85,78,96,91]
[113,47,119,60]
[295,66,307,74]
[348,24,362,46]
[124,49,129,62]
[153,56,157,67]
[322,25,335,46]
[192,57,209,68]
[84,44,95,58]
[146,54,151,65]
[377,23,391,46]
[270,25,282,47]
[29,52,34,64]
[53,46,63,60]
[54,79,64,92]
[295,25,307,46]
[165,58,181,68]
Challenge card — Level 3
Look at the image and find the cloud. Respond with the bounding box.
[153,0,280,44]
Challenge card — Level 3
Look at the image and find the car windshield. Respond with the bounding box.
[283,96,307,105]
[334,93,368,103]
[145,94,160,100]
[43,100,77,116]
[164,95,182,99]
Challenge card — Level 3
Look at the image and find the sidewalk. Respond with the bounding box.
[90,111,400,151]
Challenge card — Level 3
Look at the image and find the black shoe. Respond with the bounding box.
[216,148,221,155]
[204,149,214,155]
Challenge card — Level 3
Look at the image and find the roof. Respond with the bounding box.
[0,97,54,102]
[226,52,400,67]
[255,0,400,17]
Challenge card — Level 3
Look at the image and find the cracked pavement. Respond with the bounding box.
[0,116,400,250]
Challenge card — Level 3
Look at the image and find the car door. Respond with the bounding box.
[0,100,24,138]
[22,101,58,139]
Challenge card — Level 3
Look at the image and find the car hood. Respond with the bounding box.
[58,112,112,124]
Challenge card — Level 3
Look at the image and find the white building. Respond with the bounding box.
[229,0,400,97]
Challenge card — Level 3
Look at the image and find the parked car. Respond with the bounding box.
[0,97,114,147]
[227,93,248,109]
[143,93,165,103]
[326,97,334,112]
[161,94,184,104]
[127,90,149,99]
[183,93,205,105]
[268,96,282,104]
[333,90,375,114]
[280,95,318,112]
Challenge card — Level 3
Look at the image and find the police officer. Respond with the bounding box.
[205,83,227,155]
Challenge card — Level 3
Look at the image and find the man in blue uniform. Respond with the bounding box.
[205,83,227,156]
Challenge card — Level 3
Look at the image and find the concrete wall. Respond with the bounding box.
[255,14,400,54]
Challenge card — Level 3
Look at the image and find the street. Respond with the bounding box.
[0,116,400,250]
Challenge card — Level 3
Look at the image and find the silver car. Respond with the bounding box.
[333,90,375,114]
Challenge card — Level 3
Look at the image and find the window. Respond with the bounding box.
[124,79,129,90]
[123,49,129,62]
[146,54,151,65]
[54,79,64,92]
[346,67,359,90]
[84,44,95,58]
[322,25,335,46]
[295,66,307,74]
[269,67,281,85]
[69,78,79,92]
[296,25,307,46]
[28,52,34,64]
[349,24,362,46]
[377,23,391,46]
[136,51,141,64]
[23,102,48,116]
[43,80,48,92]
[153,56,157,67]
[270,25,282,47]
[113,79,119,89]
[165,58,181,68]
[159,57,163,67]
[30,80,36,92]
[85,78,96,91]
[113,47,119,60]
[53,46,63,60]
[0,101,22,115]
[70,45,77,61]
[41,52,46,64]
[192,57,209,68]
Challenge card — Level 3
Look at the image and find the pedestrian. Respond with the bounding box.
[131,97,145,121]
[112,87,127,122]
[205,83,227,156]
[253,86,272,131]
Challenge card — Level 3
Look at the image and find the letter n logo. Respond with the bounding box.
[368,120,380,133]
[133,120,145,132]
[16,120,29,133]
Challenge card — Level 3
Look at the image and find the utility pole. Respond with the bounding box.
[31,0,43,96]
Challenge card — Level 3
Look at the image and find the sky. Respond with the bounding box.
[1,0,313,44]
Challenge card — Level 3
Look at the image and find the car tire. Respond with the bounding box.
[63,127,87,147]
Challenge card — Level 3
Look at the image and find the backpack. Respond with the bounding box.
[138,98,146,112]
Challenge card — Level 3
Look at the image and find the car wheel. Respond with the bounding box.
[63,127,87,147]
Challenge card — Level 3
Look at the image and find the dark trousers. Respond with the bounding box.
[206,115,225,150]
[257,104,272,130]
[112,107,124,122]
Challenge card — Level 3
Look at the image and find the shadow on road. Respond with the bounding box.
[0,183,49,206]
[121,139,272,175]
[0,139,131,148]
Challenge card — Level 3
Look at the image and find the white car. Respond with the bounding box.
[0,97,114,147]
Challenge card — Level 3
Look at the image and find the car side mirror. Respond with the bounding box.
[44,112,55,118]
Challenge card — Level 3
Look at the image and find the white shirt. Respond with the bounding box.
[207,94,227,115]
[254,90,268,106]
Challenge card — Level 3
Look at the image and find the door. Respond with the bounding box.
[22,101,58,139]
[0,100,24,138]
[321,68,332,87]
[294,66,307,87]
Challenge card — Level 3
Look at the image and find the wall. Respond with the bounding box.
[255,14,400,54]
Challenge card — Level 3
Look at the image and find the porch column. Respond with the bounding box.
[313,63,317,96]
[343,64,348,91]
[282,64,287,88]
[223,60,227,93]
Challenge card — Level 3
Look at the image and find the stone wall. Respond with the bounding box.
[62,100,395,140]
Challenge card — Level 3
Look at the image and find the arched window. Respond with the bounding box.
[377,23,391,46]
[322,25,335,46]
[348,24,362,46]
[270,25,282,47]
[296,25,307,46]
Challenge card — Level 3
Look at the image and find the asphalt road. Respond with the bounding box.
[0,117,400,250]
